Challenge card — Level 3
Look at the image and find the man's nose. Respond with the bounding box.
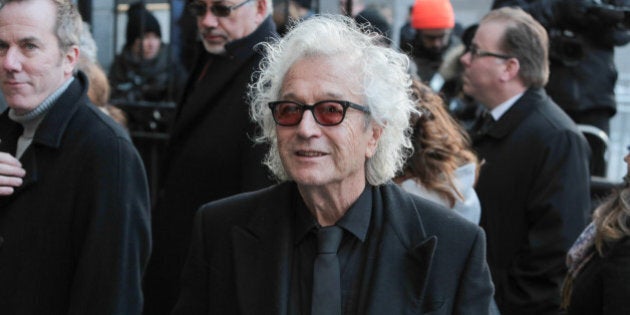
[2,47,22,72]
[430,38,446,50]
[296,110,322,138]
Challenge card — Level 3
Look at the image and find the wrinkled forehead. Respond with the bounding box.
[280,55,364,101]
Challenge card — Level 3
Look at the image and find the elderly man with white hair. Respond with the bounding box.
[173,15,495,315]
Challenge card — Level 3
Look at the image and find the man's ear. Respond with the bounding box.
[501,57,520,82]
[63,45,80,76]
[256,0,268,19]
[365,124,383,159]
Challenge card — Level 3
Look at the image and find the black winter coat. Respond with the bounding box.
[472,88,591,315]
[0,73,151,314]
[567,237,630,315]
[143,17,278,315]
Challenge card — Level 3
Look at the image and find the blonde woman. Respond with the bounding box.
[562,149,630,314]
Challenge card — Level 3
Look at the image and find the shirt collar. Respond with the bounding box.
[336,185,372,242]
[489,91,523,121]
[294,184,373,244]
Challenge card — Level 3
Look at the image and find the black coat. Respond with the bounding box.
[0,73,151,314]
[567,237,630,315]
[143,17,278,314]
[473,88,591,315]
[173,182,495,315]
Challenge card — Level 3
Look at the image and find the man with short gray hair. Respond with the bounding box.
[144,0,278,313]
[461,7,591,314]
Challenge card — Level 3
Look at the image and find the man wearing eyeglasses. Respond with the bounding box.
[460,7,591,315]
[172,15,495,315]
[493,0,630,178]
[143,0,277,313]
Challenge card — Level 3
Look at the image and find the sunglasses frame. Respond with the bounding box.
[187,0,254,18]
[268,100,371,127]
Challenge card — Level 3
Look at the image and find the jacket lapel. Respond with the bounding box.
[232,183,295,315]
[0,75,86,208]
[170,54,253,143]
[361,184,437,315]
[230,183,440,314]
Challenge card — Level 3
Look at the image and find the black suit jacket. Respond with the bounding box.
[473,88,591,314]
[0,73,151,314]
[173,182,495,315]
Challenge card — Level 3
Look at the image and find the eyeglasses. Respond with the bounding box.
[466,44,513,60]
[268,100,371,126]
[187,0,253,18]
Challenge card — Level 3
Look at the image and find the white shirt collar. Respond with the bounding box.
[489,92,524,121]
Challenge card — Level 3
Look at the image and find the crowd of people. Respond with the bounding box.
[1,0,629,314]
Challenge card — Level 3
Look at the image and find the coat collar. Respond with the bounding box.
[484,88,547,140]
[1,72,88,193]
[231,182,437,314]
[223,16,277,61]
[32,72,89,149]
[170,17,278,144]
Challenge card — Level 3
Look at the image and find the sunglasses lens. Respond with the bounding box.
[314,102,344,125]
[210,5,231,17]
[273,103,303,126]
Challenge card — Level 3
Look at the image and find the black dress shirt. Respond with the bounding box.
[289,185,373,315]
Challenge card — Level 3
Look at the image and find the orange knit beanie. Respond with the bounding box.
[411,0,455,29]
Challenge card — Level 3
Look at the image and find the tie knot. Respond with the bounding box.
[476,111,495,136]
[482,111,495,124]
[316,226,343,254]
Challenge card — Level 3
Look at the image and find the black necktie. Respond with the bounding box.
[311,225,343,315]
[0,120,24,157]
[476,111,495,136]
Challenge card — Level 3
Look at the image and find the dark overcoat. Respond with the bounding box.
[0,73,151,314]
[567,237,630,315]
[472,88,591,315]
[144,17,278,314]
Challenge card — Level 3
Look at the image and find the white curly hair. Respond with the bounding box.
[249,14,416,185]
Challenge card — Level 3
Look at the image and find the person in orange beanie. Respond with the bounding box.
[401,0,461,91]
